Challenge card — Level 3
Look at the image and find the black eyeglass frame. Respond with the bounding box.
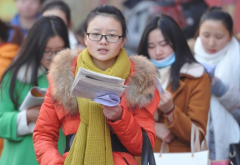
[86,32,123,43]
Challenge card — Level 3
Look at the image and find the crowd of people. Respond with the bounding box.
[0,0,239,165]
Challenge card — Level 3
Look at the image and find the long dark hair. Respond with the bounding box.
[0,20,10,42]
[0,16,69,109]
[138,14,196,91]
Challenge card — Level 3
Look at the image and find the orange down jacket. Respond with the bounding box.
[0,43,19,77]
[33,49,160,165]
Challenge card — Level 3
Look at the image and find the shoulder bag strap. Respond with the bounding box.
[141,130,156,165]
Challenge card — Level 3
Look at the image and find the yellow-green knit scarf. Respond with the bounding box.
[64,48,130,165]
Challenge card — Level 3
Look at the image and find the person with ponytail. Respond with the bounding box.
[137,14,211,155]
[194,7,240,160]
[33,5,160,165]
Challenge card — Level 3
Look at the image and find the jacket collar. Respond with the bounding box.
[168,62,205,98]
[49,48,158,114]
[180,62,204,78]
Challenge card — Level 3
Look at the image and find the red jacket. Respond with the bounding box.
[33,49,160,165]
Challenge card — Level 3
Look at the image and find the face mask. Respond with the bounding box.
[150,53,176,68]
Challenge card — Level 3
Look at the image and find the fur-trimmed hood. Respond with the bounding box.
[49,48,157,114]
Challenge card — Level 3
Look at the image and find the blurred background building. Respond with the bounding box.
[0,0,239,33]
[0,0,125,31]
[0,0,239,54]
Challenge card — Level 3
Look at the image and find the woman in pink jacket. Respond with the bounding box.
[33,5,160,165]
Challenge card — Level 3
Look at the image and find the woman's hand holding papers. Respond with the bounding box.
[27,106,41,124]
[102,104,123,122]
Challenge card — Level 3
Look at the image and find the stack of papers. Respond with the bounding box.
[70,68,127,106]
[20,87,47,111]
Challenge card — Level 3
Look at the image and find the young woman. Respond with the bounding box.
[137,14,211,154]
[40,0,78,49]
[33,5,160,165]
[8,0,43,43]
[0,16,69,165]
[194,7,240,160]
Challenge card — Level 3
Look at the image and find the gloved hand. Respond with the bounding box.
[211,77,229,97]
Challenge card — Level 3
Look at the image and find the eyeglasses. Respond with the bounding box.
[43,49,64,60]
[86,33,123,43]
